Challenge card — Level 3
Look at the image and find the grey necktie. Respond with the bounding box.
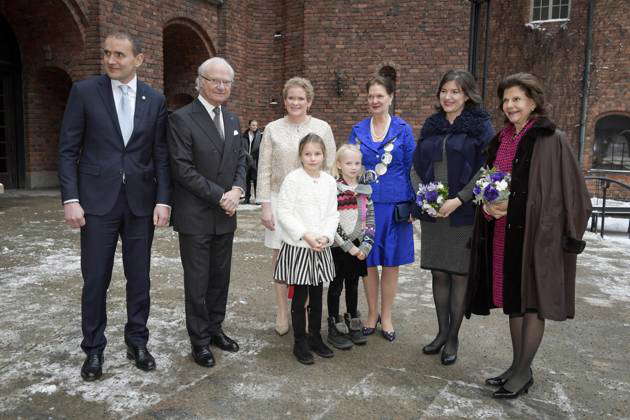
[213,107,224,140]
[118,84,133,146]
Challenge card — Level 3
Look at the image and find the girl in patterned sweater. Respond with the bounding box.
[327,144,375,349]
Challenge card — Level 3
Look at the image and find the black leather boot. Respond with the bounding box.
[308,305,333,358]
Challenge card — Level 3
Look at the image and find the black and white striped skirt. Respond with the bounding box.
[274,243,335,286]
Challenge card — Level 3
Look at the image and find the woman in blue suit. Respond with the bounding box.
[348,76,416,342]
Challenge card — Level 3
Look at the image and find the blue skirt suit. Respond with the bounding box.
[348,116,416,267]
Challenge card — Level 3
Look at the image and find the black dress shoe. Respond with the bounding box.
[485,375,509,387]
[422,338,446,355]
[191,345,215,368]
[486,368,530,387]
[126,344,156,371]
[493,377,534,399]
[440,340,458,366]
[210,332,239,353]
[81,353,103,381]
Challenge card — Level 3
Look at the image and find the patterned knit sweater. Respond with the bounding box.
[333,178,375,256]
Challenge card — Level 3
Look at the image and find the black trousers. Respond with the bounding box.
[178,232,234,346]
[80,187,154,355]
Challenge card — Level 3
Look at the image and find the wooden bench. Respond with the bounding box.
[585,176,630,238]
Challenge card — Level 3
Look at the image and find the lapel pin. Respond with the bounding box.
[142,96,146,100]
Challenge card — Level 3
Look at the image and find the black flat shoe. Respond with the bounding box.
[422,338,446,355]
[126,344,156,371]
[492,377,534,399]
[191,345,215,368]
[81,353,103,381]
[210,332,240,353]
[440,340,458,365]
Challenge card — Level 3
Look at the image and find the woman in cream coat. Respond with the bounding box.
[257,77,336,335]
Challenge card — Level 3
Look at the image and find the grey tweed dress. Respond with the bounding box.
[420,139,477,275]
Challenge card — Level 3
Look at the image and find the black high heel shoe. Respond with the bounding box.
[492,377,534,399]
[422,338,446,355]
[361,315,381,336]
[485,374,509,387]
[486,368,531,387]
[440,340,458,365]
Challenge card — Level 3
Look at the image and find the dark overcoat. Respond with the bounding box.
[466,117,592,321]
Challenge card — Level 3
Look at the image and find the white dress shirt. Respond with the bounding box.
[111,76,137,130]
[198,94,224,139]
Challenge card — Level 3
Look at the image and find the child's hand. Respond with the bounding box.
[356,251,366,260]
[316,236,329,246]
[348,246,359,256]
[303,233,324,251]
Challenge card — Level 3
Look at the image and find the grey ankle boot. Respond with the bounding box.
[326,315,353,350]
[344,312,368,345]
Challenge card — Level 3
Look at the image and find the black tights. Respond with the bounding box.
[291,284,323,342]
[327,275,359,319]
[428,270,468,353]
[497,312,545,391]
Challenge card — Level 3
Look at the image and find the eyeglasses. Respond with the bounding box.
[200,74,233,87]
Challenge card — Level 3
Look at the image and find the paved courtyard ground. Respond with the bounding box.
[0,191,629,419]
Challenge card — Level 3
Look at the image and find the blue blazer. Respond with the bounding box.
[413,108,494,226]
[348,116,416,204]
[58,74,171,216]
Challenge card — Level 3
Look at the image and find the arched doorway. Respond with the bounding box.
[0,16,23,189]
[163,20,214,111]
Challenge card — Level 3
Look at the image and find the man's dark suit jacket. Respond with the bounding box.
[168,99,247,235]
[241,129,262,176]
[58,74,171,215]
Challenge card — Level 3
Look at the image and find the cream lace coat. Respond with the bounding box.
[256,116,336,202]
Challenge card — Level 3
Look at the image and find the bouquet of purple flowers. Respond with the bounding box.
[473,167,511,205]
[416,182,449,217]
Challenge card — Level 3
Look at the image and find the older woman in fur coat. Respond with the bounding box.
[466,73,591,399]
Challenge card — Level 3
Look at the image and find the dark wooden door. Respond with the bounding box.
[0,69,18,188]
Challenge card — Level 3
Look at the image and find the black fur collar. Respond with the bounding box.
[420,107,491,140]
[525,116,556,140]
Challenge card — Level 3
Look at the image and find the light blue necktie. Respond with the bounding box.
[118,84,133,146]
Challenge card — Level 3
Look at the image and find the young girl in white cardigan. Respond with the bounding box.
[274,133,339,365]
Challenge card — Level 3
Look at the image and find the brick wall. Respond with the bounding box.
[482,0,630,197]
[300,0,470,144]
[2,0,628,192]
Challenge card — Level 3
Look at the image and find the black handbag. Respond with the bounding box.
[394,201,413,223]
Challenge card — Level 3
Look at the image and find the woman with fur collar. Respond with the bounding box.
[413,70,494,366]
[466,73,591,399]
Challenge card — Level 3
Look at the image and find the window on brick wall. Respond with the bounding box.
[592,114,630,171]
[531,0,570,22]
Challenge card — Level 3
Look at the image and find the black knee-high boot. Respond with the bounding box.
[307,285,333,358]
[291,286,313,365]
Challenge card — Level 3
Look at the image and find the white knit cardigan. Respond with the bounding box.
[276,168,339,248]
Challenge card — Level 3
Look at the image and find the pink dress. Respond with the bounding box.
[491,120,535,307]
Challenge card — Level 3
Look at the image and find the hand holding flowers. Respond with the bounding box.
[473,167,511,219]
[416,182,449,217]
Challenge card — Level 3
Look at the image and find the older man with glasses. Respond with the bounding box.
[168,57,247,368]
